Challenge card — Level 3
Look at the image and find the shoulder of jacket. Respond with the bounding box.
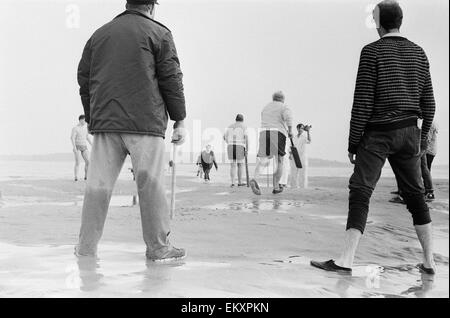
[282,104,291,111]
[362,40,380,54]
[408,40,427,56]
[148,18,172,33]
[114,11,172,33]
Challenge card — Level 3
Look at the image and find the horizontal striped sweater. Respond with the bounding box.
[348,36,436,154]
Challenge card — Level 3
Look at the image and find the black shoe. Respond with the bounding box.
[418,263,436,275]
[272,187,284,195]
[74,178,78,182]
[231,184,235,188]
[310,260,352,274]
[238,183,247,187]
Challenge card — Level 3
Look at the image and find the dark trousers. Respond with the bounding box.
[426,154,435,171]
[347,126,431,234]
[421,154,434,193]
[202,163,213,180]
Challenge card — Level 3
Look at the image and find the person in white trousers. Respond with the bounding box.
[279,143,290,188]
[290,124,311,189]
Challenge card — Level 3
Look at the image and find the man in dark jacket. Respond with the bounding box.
[311,0,437,275]
[75,0,187,262]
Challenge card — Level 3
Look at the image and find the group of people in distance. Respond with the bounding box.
[72,0,440,276]
[221,91,312,192]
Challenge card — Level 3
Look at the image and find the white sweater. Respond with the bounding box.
[260,101,293,137]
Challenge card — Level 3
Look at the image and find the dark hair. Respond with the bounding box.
[236,114,244,122]
[79,115,86,121]
[297,123,304,130]
[377,0,403,30]
[126,0,158,5]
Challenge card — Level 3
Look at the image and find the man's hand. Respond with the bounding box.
[420,139,429,154]
[348,152,356,165]
[288,131,293,139]
[172,121,186,146]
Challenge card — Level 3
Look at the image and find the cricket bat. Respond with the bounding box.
[290,137,302,169]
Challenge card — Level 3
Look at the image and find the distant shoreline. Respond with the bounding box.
[1,153,448,169]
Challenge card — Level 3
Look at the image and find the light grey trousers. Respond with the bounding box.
[76,133,171,257]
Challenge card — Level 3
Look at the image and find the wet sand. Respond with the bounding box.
[0,171,448,298]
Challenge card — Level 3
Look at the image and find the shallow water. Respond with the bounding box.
[0,242,447,298]
[0,189,195,209]
[206,199,307,214]
[0,161,448,298]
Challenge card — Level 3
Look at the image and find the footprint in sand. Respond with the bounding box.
[272,255,310,265]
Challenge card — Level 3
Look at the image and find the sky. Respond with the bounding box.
[0,0,448,164]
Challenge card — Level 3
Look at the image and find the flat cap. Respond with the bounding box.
[127,0,159,5]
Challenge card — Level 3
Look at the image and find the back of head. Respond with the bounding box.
[377,0,403,31]
[235,114,244,122]
[126,0,158,6]
[126,0,158,14]
[272,91,285,103]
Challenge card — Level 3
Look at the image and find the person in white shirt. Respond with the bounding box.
[71,115,92,181]
[290,123,312,188]
[224,114,249,187]
[250,91,293,195]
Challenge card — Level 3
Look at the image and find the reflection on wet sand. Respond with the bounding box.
[332,265,442,298]
[76,257,104,292]
[0,242,447,298]
[139,261,182,295]
[206,199,307,214]
[401,273,435,298]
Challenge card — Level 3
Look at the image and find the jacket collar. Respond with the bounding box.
[115,10,153,21]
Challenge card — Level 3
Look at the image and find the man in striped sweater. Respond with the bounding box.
[311,0,437,275]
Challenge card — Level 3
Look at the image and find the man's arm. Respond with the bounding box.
[223,128,229,144]
[212,153,218,170]
[348,45,377,156]
[70,128,77,152]
[156,31,186,124]
[77,38,92,124]
[419,53,436,143]
[283,106,294,138]
[244,129,249,153]
[87,134,93,146]
[306,130,312,144]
